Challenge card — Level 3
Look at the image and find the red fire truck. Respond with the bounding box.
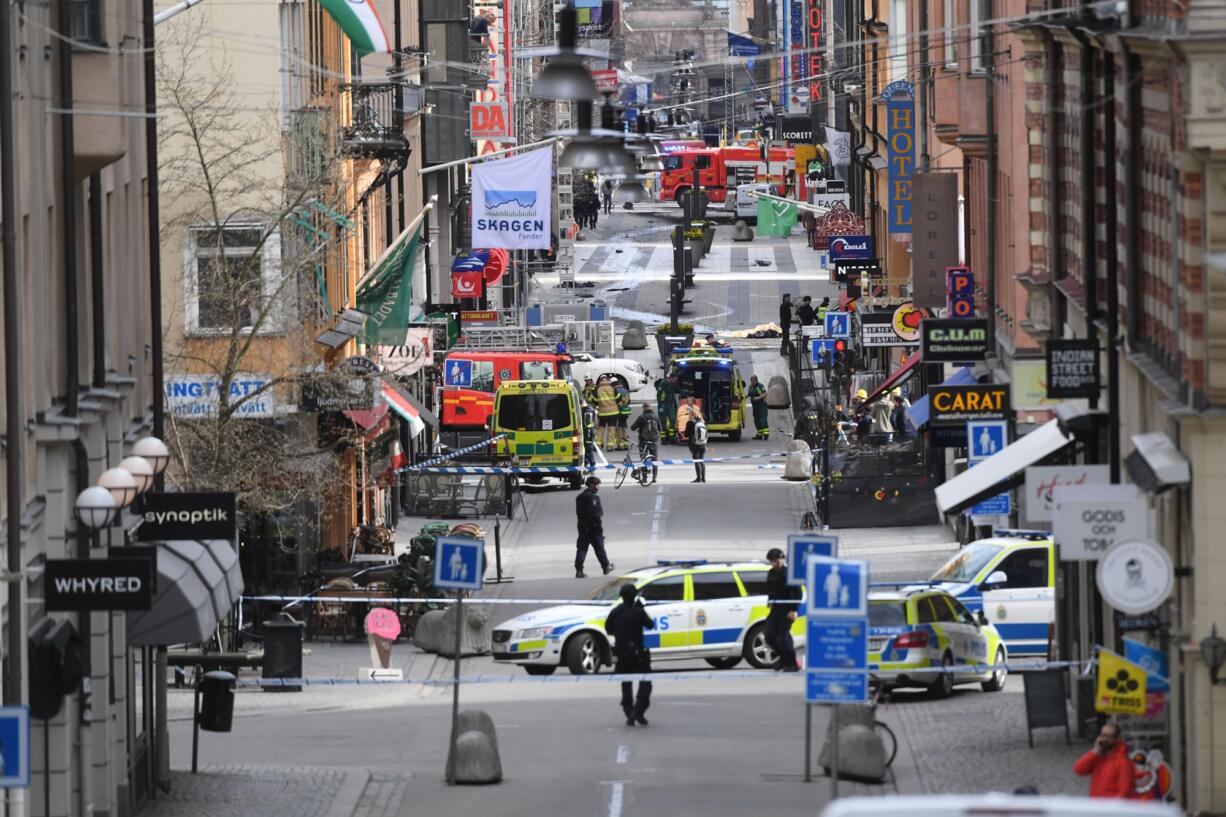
[659,145,798,207]
[438,349,572,448]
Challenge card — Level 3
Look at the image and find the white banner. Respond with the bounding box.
[1052,484,1150,561]
[166,374,276,418]
[825,127,851,167]
[375,328,433,376]
[471,148,552,249]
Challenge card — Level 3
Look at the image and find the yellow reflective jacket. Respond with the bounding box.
[595,384,620,417]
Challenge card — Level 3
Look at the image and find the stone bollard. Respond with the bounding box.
[818,704,886,782]
[622,321,648,350]
[784,439,813,481]
[766,376,791,409]
[412,610,445,654]
[448,709,503,783]
[732,220,754,241]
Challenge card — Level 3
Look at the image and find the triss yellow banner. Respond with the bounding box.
[1096,648,1147,715]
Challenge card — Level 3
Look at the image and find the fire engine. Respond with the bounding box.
[659,145,798,207]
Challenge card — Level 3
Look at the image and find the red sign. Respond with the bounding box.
[592,69,619,92]
[460,310,498,322]
[806,0,825,105]
[452,270,484,299]
[470,102,511,141]
[946,265,975,317]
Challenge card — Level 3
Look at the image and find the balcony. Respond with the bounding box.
[340,83,411,160]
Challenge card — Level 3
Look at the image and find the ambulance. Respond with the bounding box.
[491,380,585,489]
[665,347,747,440]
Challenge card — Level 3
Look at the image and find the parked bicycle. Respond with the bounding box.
[869,685,899,768]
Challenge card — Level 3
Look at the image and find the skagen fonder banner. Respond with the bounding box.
[471,147,552,250]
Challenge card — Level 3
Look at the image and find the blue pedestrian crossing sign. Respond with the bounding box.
[433,537,484,591]
[966,419,1008,462]
[811,338,837,363]
[786,534,838,586]
[805,556,868,618]
[445,359,473,388]
[0,707,31,789]
[824,311,851,339]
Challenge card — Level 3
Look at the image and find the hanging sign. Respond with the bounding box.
[1097,539,1174,616]
[471,148,552,250]
[860,312,919,347]
[1046,339,1100,399]
[45,558,156,611]
[1052,484,1151,561]
[921,318,989,362]
[135,492,238,541]
[881,81,914,236]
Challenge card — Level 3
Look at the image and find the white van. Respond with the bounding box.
[822,794,1180,817]
[734,183,772,223]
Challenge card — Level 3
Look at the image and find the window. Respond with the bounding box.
[520,361,556,380]
[969,0,990,73]
[69,0,103,46]
[470,361,495,392]
[931,542,1004,583]
[691,572,742,601]
[943,0,957,67]
[888,0,908,84]
[869,602,908,628]
[915,597,939,623]
[736,571,770,597]
[640,574,685,602]
[695,155,712,170]
[663,156,684,171]
[949,598,977,626]
[989,548,1049,590]
[495,394,572,431]
[186,225,281,334]
[929,596,956,622]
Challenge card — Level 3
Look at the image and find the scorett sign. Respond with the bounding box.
[136,492,237,541]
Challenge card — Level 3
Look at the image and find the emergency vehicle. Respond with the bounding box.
[868,586,1008,696]
[659,146,798,207]
[665,347,746,440]
[491,560,807,675]
[927,530,1056,657]
[439,349,572,447]
[491,380,585,489]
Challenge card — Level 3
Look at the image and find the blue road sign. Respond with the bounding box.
[966,419,1008,462]
[807,670,869,703]
[805,617,868,671]
[969,492,1011,516]
[1124,638,1170,692]
[433,537,484,591]
[444,359,473,388]
[0,707,31,788]
[787,534,838,586]
[805,556,868,618]
[824,312,851,339]
[810,338,837,364]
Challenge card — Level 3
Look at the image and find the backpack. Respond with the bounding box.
[640,413,659,440]
[692,420,709,446]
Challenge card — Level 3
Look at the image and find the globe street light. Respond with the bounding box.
[119,456,155,494]
[133,435,170,474]
[98,467,139,509]
[74,485,117,531]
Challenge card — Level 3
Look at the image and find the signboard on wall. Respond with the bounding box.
[910,173,960,308]
[472,0,514,155]
[1046,339,1100,399]
[166,374,276,418]
[881,81,914,237]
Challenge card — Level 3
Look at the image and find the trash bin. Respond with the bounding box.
[262,613,305,693]
[198,670,236,732]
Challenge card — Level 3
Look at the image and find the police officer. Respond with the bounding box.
[575,477,614,578]
[764,548,801,671]
[747,374,769,440]
[582,400,598,469]
[615,381,633,450]
[605,583,654,726]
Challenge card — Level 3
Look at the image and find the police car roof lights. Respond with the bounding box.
[991,528,1051,541]
[654,559,709,566]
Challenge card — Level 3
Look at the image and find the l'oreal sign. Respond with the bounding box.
[828,235,873,260]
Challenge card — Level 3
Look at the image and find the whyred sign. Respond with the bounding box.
[591,69,618,92]
[470,102,511,141]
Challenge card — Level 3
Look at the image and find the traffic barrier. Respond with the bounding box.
[396,435,507,474]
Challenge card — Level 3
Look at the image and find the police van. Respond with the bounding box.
[927,530,1055,657]
[491,561,807,675]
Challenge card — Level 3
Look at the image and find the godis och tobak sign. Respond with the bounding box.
[881,81,915,236]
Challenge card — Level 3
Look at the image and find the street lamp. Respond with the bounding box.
[529,4,599,101]
[119,456,155,494]
[74,485,117,531]
[1201,624,1226,685]
[98,467,139,509]
[133,435,170,474]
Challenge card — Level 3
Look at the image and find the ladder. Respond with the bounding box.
[451,325,564,350]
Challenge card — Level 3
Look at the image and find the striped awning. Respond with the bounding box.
[381,381,426,439]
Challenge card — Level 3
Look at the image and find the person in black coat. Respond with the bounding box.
[605,583,655,725]
[796,295,816,327]
[779,294,794,356]
[764,548,801,671]
[575,477,614,578]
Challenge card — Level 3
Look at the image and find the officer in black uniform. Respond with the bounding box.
[764,547,801,671]
[605,583,655,726]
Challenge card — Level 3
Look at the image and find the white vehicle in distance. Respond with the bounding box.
[735,183,772,223]
[568,353,650,393]
[820,794,1180,817]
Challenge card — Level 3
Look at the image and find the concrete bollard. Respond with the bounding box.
[450,730,503,784]
[818,704,886,782]
[622,321,648,350]
[784,439,813,481]
[412,610,445,654]
[732,220,754,241]
[766,376,791,409]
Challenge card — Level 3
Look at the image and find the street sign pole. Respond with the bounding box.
[433,536,483,784]
[447,590,463,785]
[804,702,812,782]
[830,703,839,799]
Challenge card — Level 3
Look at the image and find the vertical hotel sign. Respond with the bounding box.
[473,0,514,155]
[881,80,915,238]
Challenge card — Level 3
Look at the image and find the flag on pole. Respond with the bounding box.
[319,0,390,56]
[825,128,852,167]
[357,224,422,345]
[1095,648,1147,715]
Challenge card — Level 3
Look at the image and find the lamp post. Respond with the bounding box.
[1201,625,1226,685]
[74,486,118,533]
[133,435,170,476]
[98,467,140,511]
[119,456,155,495]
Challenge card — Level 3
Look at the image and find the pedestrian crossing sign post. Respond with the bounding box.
[786,534,838,586]
[434,537,484,592]
[444,359,472,388]
[810,338,837,364]
[0,706,31,789]
[966,419,1008,462]
[824,312,851,339]
[805,555,868,618]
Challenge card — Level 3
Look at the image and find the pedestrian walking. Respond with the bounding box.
[796,295,816,327]
[595,376,620,450]
[764,547,801,671]
[747,375,769,440]
[601,180,613,214]
[686,415,708,483]
[605,583,654,726]
[778,293,794,356]
[1073,721,1136,798]
[575,477,614,579]
[630,404,660,483]
[890,395,910,439]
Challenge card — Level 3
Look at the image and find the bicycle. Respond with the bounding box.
[869,685,899,768]
[614,445,655,489]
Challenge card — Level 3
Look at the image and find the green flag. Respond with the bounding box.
[357,224,421,345]
[757,198,797,237]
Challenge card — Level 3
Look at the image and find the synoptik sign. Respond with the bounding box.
[136,492,237,542]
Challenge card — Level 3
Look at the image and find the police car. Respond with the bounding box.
[927,530,1055,657]
[491,561,807,675]
[869,586,1008,696]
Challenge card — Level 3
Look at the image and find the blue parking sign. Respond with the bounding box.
[824,312,851,339]
[805,556,867,618]
[787,534,838,586]
[0,707,31,788]
[966,419,1008,462]
[444,359,473,388]
[433,537,484,591]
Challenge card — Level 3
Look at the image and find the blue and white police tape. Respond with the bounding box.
[243,594,617,608]
[407,450,796,475]
[395,434,507,474]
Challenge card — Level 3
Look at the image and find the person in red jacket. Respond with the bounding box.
[1073,721,1136,798]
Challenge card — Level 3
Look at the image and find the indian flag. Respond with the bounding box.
[320,0,390,56]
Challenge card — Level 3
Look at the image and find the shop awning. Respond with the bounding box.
[863,351,922,405]
[381,380,427,439]
[344,401,389,431]
[906,367,976,428]
[934,419,1075,515]
[127,539,245,647]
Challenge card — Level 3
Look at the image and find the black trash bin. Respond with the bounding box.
[262,613,305,692]
[198,670,236,732]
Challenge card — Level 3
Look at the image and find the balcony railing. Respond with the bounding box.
[340,82,411,160]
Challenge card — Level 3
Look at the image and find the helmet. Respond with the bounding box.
[856,388,868,400]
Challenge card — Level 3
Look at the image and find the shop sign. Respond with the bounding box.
[136,492,238,541]
[921,318,988,362]
[591,69,618,92]
[376,327,432,376]
[928,384,1011,428]
[828,235,872,260]
[166,374,275,419]
[1052,484,1151,561]
[779,116,812,144]
[1096,538,1174,615]
[910,173,959,308]
[860,312,920,347]
[470,102,511,141]
[300,372,377,412]
[1046,339,1100,399]
[881,81,914,235]
[947,266,975,317]
[1022,464,1110,522]
[45,558,155,611]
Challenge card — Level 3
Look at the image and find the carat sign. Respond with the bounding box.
[1052,485,1151,561]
